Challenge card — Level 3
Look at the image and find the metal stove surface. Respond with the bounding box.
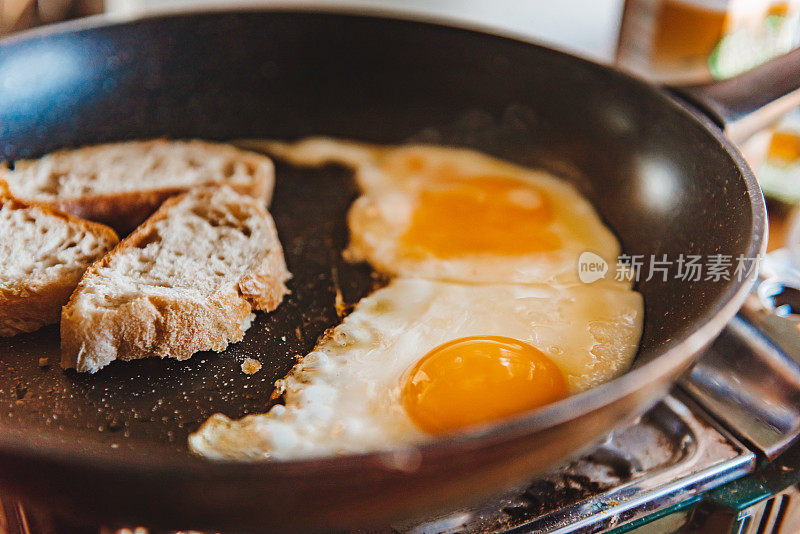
[396,394,754,534]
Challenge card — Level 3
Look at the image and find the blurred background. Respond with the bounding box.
[1,0,102,34]
[0,0,625,61]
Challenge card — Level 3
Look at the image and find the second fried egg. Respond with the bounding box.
[189,278,643,460]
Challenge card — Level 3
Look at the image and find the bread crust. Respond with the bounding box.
[44,179,270,235]
[60,189,290,373]
[1,275,84,337]
[0,183,119,337]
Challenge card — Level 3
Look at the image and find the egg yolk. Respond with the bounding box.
[400,176,560,258]
[402,336,568,434]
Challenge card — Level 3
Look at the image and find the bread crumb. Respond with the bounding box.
[241,358,262,375]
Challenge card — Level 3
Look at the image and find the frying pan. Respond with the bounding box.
[0,8,773,533]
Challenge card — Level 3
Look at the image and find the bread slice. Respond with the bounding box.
[61,186,291,373]
[0,182,118,337]
[1,139,275,234]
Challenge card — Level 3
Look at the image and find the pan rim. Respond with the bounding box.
[0,7,767,480]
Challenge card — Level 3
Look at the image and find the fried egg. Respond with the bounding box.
[189,278,643,460]
[252,137,629,287]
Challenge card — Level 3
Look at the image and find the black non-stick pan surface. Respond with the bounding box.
[0,10,765,533]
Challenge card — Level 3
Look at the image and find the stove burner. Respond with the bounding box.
[587,442,643,479]
[394,394,753,534]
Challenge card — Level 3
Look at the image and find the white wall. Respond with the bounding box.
[104,0,624,62]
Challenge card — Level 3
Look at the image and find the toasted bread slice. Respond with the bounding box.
[0,182,118,337]
[1,139,275,233]
[61,186,291,373]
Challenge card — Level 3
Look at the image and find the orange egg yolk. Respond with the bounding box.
[400,176,560,258]
[402,336,568,434]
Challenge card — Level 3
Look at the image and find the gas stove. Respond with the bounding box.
[2,251,800,534]
[401,392,755,534]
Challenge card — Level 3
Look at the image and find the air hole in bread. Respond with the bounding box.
[197,207,244,233]
[227,203,247,218]
[135,228,160,248]
[39,181,61,195]
[148,157,164,171]
[222,161,236,178]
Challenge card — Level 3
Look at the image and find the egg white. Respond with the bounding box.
[189,278,643,460]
